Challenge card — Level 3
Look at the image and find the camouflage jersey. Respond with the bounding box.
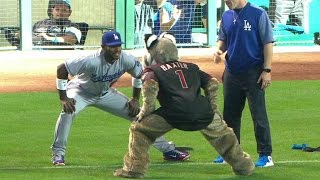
[143,61,214,131]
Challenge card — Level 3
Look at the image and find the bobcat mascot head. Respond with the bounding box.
[142,32,178,68]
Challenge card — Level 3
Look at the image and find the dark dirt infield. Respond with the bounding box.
[1,52,319,93]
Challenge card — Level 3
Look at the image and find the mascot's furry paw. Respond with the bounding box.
[231,152,255,176]
[113,168,144,179]
[137,79,159,122]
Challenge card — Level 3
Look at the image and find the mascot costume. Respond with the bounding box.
[114,33,255,178]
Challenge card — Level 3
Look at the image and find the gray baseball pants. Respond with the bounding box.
[51,87,175,157]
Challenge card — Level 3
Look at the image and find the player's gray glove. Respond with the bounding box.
[128,98,140,117]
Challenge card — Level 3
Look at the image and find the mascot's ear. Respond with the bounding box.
[144,34,158,50]
[158,32,176,45]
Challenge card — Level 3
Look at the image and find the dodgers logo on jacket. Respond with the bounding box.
[244,20,251,31]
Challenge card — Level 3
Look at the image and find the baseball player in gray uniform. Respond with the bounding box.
[51,30,190,165]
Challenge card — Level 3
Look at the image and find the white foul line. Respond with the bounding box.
[0,160,320,170]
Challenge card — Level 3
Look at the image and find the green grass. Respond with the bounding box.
[0,80,320,179]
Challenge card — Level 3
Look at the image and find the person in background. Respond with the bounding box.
[314,32,320,45]
[191,0,224,44]
[168,0,195,43]
[273,0,304,27]
[212,0,274,168]
[154,0,199,44]
[5,0,81,47]
[134,0,154,48]
[194,0,224,28]
[51,30,189,166]
[153,0,182,37]
[33,0,81,46]
[194,0,208,28]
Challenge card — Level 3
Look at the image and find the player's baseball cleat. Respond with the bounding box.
[213,155,226,164]
[52,155,65,166]
[163,149,190,161]
[255,155,274,167]
[113,168,144,178]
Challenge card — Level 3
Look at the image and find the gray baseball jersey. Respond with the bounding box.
[51,49,177,157]
[65,48,143,96]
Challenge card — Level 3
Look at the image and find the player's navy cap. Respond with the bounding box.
[102,31,124,46]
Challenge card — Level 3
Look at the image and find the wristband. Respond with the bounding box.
[132,78,142,88]
[53,36,58,44]
[53,36,65,44]
[56,79,68,90]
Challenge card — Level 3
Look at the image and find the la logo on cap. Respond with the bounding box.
[102,31,124,46]
[113,34,119,40]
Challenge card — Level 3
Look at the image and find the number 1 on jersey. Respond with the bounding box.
[175,70,188,88]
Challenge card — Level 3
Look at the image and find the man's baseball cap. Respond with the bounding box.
[47,0,72,17]
[102,31,124,46]
[51,0,72,9]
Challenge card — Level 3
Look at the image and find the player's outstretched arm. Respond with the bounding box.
[56,63,76,114]
[128,86,141,117]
